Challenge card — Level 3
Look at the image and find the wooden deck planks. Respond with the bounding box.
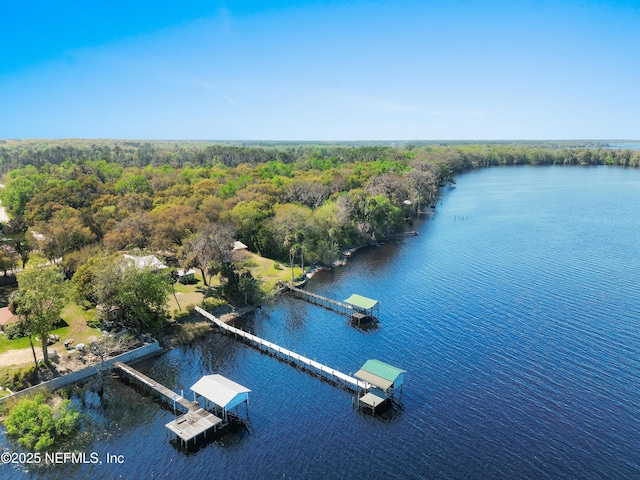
[113,362,196,412]
[165,408,222,443]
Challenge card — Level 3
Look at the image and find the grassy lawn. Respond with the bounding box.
[167,270,210,316]
[0,302,100,356]
[54,302,101,345]
[0,334,32,355]
[239,252,303,293]
[1,251,299,356]
[165,252,302,316]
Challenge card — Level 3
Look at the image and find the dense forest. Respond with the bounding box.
[0,139,639,292]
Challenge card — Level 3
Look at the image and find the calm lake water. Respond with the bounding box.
[2,165,639,479]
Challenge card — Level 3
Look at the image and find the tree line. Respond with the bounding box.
[0,141,639,337]
[1,141,639,270]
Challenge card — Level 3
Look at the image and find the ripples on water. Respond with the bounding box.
[2,166,639,479]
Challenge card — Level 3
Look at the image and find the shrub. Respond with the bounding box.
[0,365,38,392]
[173,310,192,321]
[5,321,28,340]
[200,297,227,311]
[175,322,211,345]
[4,392,80,451]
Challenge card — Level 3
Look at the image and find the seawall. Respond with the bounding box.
[0,340,162,404]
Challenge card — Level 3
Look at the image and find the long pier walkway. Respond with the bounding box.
[277,282,358,317]
[113,361,196,412]
[195,306,369,392]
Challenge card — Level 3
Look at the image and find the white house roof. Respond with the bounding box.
[232,241,248,251]
[191,374,251,410]
[124,254,167,270]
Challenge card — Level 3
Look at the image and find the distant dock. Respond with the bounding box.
[196,306,369,392]
[277,282,379,324]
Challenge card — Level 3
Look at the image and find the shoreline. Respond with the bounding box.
[302,226,427,283]
[0,340,162,404]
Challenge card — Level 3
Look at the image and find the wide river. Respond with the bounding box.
[2,165,639,479]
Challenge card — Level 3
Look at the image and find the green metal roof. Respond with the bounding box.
[359,359,406,383]
[343,294,379,310]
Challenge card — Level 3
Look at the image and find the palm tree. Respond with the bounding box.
[289,244,301,283]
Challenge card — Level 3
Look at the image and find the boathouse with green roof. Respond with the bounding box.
[354,359,406,410]
[343,294,380,323]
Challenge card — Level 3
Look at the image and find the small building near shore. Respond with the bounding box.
[354,359,405,411]
[191,374,251,422]
[176,268,195,284]
[232,241,248,252]
[124,254,168,271]
[96,304,124,322]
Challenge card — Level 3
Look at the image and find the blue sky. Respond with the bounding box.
[1,0,638,140]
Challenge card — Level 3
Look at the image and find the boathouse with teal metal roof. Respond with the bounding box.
[354,359,406,410]
[343,294,380,322]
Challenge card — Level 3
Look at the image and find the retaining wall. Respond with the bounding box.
[0,340,162,404]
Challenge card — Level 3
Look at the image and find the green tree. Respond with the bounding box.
[118,265,172,333]
[8,290,38,368]
[30,207,96,262]
[4,393,80,451]
[14,266,69,364]
[90,255,172,334]
[114,173,152,195]
[236,270,262,305]
[2,176,38,216]
[223,200,270,252]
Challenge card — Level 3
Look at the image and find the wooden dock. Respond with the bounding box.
[113,362,223,445]
[278,282,378,322]
[196,306,369,392]
[114,362,196,412]
[165,407,222,445]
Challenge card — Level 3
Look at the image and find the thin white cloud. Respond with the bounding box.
[146,55,238,106]
[317,89,487,119]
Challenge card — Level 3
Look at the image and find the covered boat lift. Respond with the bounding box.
[191,374,251,422]
[343,294,380,324]
[166,374,250,446]
[354,359,405,411]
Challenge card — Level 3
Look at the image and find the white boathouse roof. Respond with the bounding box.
[191,374,251,411]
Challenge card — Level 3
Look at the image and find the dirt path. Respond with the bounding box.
[0,345,100,376]
[0,347,45,367]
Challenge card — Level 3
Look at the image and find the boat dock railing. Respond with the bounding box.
[277,282,367,319]
[195,306,369,392]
